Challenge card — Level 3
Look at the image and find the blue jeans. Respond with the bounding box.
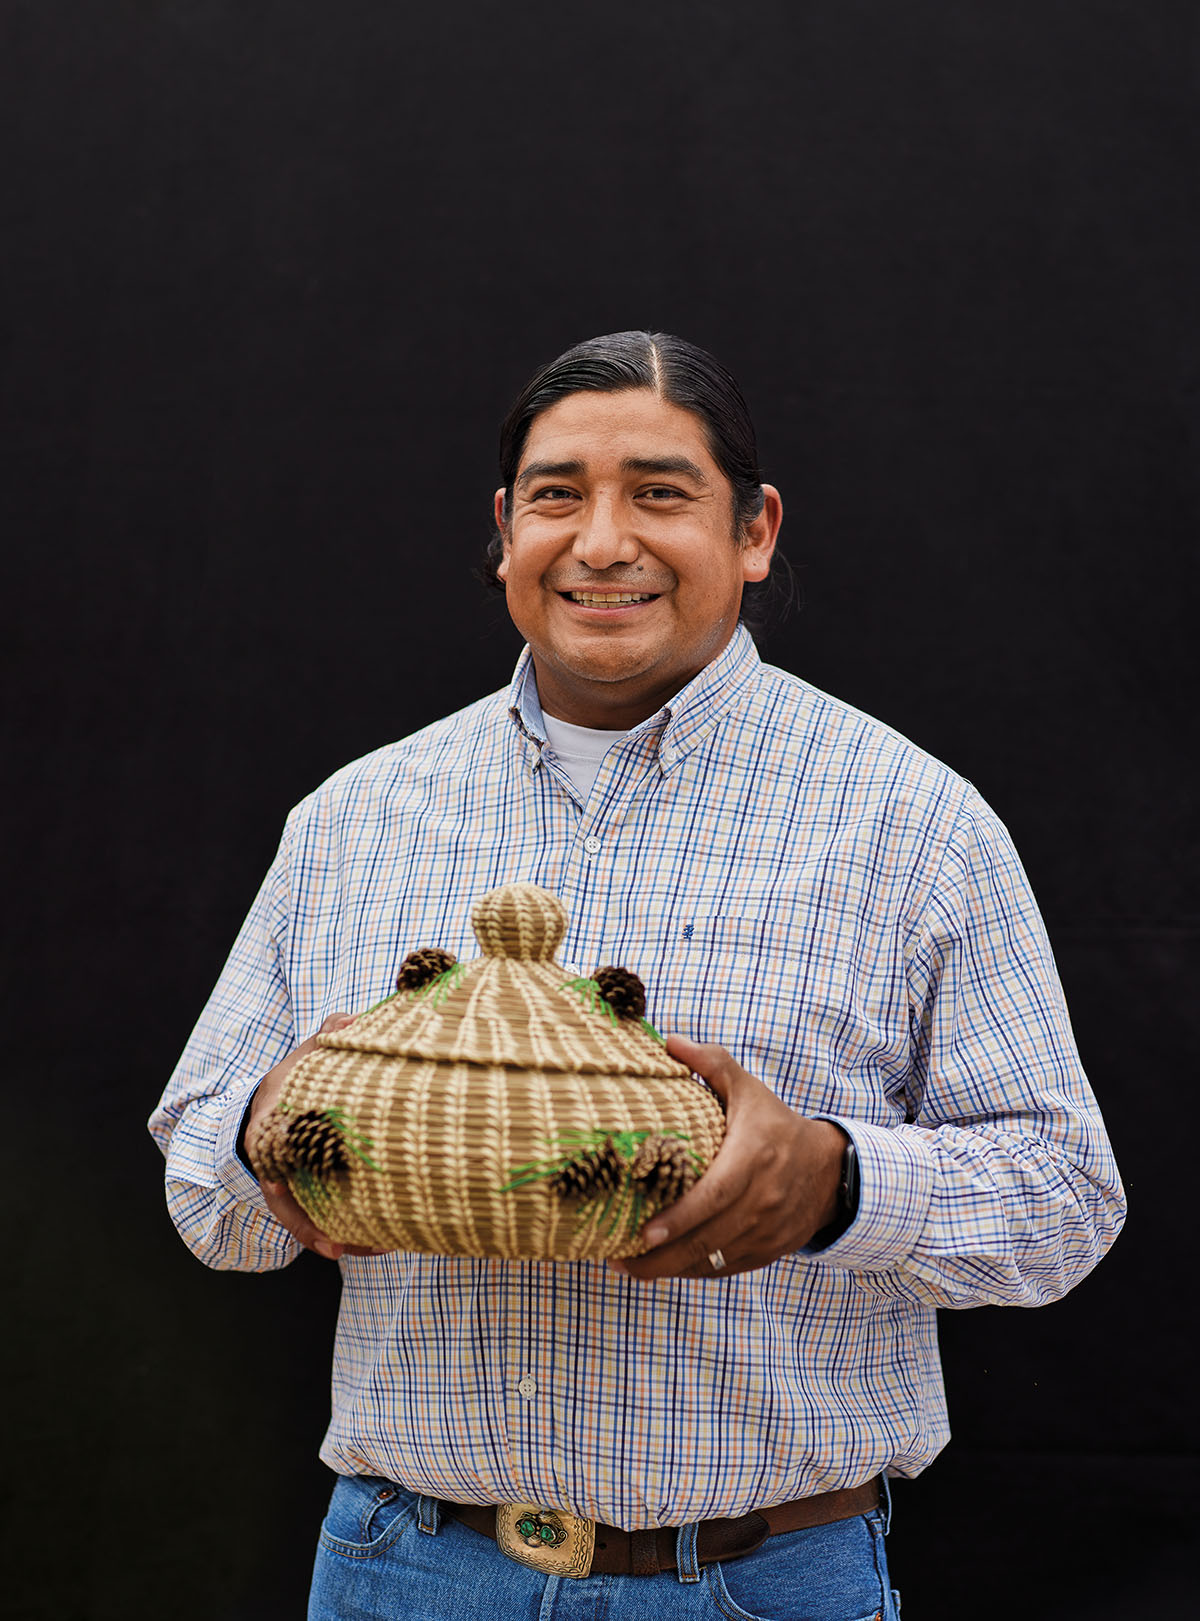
[308,1476,902,1621]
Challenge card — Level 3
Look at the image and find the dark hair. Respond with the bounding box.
[484,330,790,636]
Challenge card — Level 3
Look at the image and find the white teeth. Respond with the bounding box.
[568,592,652,603]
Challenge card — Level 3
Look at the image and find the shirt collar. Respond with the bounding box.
[506,645,549,747]
[505,625,762,773]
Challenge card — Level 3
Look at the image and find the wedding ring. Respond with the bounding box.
[707,1249,726,1271]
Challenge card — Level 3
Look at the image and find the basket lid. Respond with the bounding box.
[319,882,691,1078]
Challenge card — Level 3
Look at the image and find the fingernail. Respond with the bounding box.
[609,1260,629,1274]
[643,1225,667,1247]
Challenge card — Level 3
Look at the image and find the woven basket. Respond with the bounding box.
[246,882,726,1259]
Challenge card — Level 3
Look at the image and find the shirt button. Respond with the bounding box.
[583,836,601,854]
[562,962,581,976]
[517,1375,537,1399]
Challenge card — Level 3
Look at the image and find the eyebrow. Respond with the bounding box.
[514,460,587,492]
[620,456,710,486]
[514,455,710,492]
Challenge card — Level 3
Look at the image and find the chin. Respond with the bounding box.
[553,649,658,685]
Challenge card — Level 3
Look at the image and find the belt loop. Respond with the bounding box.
[417,1495,443,1536]
[879,1474,892,1536]
[674,1520,701,1583]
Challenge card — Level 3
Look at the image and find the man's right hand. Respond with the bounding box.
[249,1012,392,1261]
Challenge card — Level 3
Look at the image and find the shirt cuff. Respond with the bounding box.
[804,1117,935,1271]
[215,1081,268,1207]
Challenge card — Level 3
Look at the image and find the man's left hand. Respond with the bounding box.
[613,1033,848,1281]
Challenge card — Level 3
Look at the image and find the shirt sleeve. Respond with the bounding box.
[810,790,1126,1306]
[147,823,304,1272]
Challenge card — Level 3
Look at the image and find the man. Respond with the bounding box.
[150,331,1125,1621]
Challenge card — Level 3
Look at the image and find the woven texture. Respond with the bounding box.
[246,883,725,1258]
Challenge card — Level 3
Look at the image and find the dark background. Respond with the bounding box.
[4,2,1196,1616]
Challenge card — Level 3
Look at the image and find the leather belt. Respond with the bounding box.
[442,1478,881,1579]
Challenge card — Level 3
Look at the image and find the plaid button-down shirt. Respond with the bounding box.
[150,627,1124,1529]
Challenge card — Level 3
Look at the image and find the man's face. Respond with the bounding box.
[494,389,780,729]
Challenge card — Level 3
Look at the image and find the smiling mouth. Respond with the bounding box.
[562,591,659,604]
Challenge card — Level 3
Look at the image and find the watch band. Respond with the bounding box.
[809,1134,859,1250]
[841,1138,859,1223]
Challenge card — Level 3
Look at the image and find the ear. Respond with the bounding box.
[493,488,510,582]
[740,483,783,581]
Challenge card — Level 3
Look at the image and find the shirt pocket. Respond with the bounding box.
[645,915,856,1112]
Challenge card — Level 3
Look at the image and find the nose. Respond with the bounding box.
[571,497,639,570]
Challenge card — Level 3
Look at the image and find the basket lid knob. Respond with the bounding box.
[471,883,567,960]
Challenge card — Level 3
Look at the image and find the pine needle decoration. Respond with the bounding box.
[395,947,458,993]
[564,966,663,1040]
[547,1138,622,1202]
[287,1110,352,1184]
[498,1128,700,1241]
[360,947,460,1016]
[592,966,647,1021]
[321,1106,382,1171]
[629,1133,698,1205]
[283,1112,349,1222]
[560,976,618,1026]
[248,1109,292,1184]
[272,1107,382,1224]
[417,960,466,1006]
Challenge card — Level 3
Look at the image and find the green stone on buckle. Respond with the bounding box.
[496,1502,596,1578]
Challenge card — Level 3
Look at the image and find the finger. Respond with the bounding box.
[261,1179,394,1259]
[613,1241,767,1282]
[639,1159,744,1253]
[262,1179,345,1260]
[262,1181,391,1259]
[627,1113,764,1272]
[618,1214,745,1280]
[664,1034,744,1103]
[626,1166,753,1277]
[638,1083,763,1250]
[677,1249,748,1281]
[320,1011,355,1033]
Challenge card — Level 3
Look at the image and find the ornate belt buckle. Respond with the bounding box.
[495,1501,596,1579]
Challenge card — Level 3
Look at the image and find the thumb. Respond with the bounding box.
[320,1011,356,1033]
[664,1033,739,1105]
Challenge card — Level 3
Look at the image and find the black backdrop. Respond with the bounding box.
[4,3,1196,1617]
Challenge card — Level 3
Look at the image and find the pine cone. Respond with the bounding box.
[246,1109,293,1184]
[549,1139,624,1203]
[592,965,647,1021]
[395,947,457,993]
[286,1109,351,1185]
[630,1135,697,1205]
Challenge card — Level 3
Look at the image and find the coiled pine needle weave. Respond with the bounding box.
[246,882,726,1259]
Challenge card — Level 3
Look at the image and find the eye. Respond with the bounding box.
[640,485,687,502]
[531,486,578,502]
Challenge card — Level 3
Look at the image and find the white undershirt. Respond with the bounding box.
[541,712,629,801]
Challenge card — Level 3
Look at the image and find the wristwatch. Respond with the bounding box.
[810,1134,859,1250]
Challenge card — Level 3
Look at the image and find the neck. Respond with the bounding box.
[529,638,739,730]
[541,710,629,737]
[534,675,679,731]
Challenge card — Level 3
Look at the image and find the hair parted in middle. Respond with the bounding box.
[483,330,791,637]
